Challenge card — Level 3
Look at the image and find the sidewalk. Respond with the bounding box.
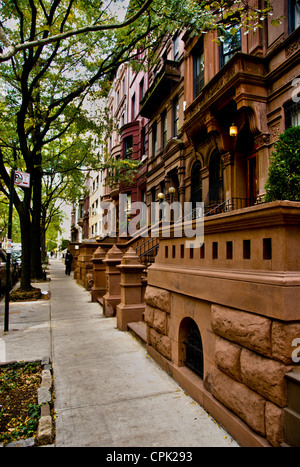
[0,259,239,447]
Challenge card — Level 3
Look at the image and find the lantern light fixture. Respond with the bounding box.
[168,186,176,194]
[157,192,165,199]
[230,123,238,137]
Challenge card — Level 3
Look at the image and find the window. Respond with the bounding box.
[139,78,144,102]
[131,93,136,120]
[173,35,180,61]
[285,100,300,128]
[193,39,205,98]
[219,25,241,67]
[172,96,179,137]
[152,122,157,157]
[141,126,146,158]
[124,136,133,159]
[161,110,167,147]
[289,0,300,33]
[126,193,132,218]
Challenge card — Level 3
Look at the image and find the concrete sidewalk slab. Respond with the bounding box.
[0,259,239,448]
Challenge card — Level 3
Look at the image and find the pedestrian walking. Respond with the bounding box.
[65,250,73,275]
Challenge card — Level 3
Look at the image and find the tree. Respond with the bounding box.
[0,0,276,292]
[265,126,300,202]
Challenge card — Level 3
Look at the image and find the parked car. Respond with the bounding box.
[0,248,15,295]
[11,250,22,282]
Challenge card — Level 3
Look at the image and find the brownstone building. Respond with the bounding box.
[139,0,300,448]
[140,0,300,214]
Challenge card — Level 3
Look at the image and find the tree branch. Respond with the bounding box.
[0,0,154,62]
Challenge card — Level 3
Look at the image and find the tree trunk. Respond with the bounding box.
[30,158,44,280]
[17,192,33,292]
[40,211,47,263]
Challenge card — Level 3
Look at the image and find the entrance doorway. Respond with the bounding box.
[190,160,202,210]
[247,154,258,205]
[209,150,224,206]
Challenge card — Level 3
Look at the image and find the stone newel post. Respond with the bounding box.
[91,246,107,303]
[102,245,123,317]
[116,247,146,331]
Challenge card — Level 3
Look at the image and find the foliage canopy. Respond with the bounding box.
[265,126,300,202]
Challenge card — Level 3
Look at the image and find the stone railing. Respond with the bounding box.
[144,201,300,447]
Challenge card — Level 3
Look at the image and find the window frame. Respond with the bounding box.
[172,96,179,137]
[284,99,300,128]
[123,135,133,159]
[219,25,242,68]
[131,93,136,120]
[193,38,205,99]
[161,110,168,147]
[173,35,180,61]
[152,121,157,157]
[289,0,300,34]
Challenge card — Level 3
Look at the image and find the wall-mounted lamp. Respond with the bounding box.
[229,124,238,137]
[157,192,165,200]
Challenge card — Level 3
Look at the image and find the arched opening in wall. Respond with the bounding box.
[190,160,202,210]
[209,150,224,207]
[179,317,204,379]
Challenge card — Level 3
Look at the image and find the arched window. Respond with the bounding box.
[190,160,202,209]
[209,151,224,205]
[182,318,204,379]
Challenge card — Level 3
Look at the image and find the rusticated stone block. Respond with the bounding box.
[144,286,171,313]
[206,366,266,436]
[265,401,284,447]
[215,336,242,382]
[272,321,300,364]
[40,369,52,388]
[211,305,272,357]
[38,387,52,405]
[144,304,154,327]
[240,348,287,407]
[153,309,168,335]
[149,328,171,360]
[35,415,54,446]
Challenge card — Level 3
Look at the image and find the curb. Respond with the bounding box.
[0,357,55,447]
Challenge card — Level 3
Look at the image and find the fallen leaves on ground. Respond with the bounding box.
[0,361,42,445]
